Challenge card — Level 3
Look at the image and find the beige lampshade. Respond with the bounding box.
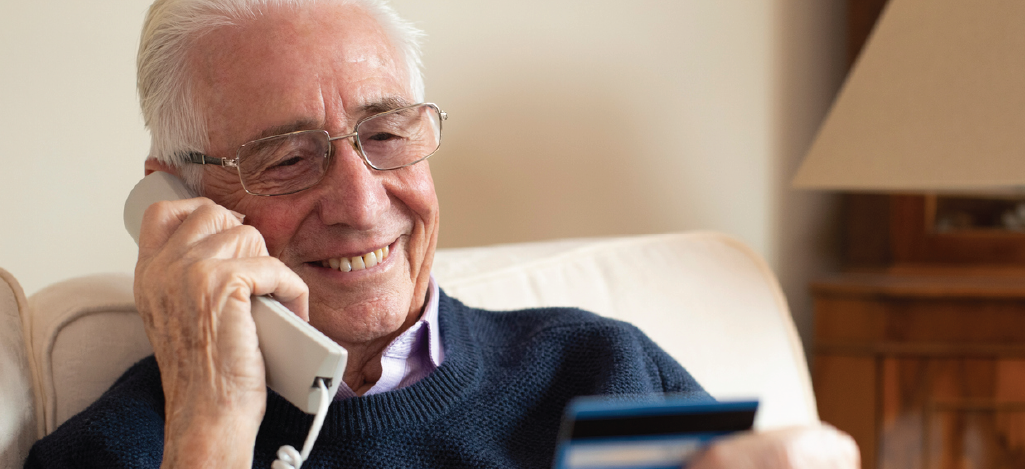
[793,0,1025,192]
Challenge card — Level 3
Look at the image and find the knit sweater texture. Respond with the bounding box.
[26,290,710,468]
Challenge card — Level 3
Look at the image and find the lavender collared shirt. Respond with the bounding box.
[335,276,444,399]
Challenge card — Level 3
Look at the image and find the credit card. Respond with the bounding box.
[552,396,758,469]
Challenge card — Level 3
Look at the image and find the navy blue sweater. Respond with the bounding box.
[26,290,709,468]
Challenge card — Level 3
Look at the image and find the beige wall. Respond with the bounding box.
[401,0,778,250]
[0,1,152,295]
[391,0,846,359]
[772,1,846,361]
[0,1,845,359]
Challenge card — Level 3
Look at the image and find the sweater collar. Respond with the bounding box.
[262,289,480,439]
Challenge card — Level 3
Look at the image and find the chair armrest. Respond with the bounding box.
[0,268,39,467]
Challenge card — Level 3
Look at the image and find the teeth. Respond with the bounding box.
[322,246,389,273]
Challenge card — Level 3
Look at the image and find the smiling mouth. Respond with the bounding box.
[319,245,391,272]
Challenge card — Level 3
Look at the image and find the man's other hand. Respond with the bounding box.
[689,424,859,469]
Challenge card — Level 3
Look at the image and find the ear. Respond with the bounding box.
[144,158,179,176]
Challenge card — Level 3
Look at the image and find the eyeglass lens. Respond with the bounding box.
[237,104,443,196]
[357,104,442,170]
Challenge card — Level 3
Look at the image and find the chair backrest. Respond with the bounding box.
[431,232,817,429]
[15,232,816,455]
[27,272,146,436]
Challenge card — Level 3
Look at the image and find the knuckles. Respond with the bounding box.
[185,258,256,304]
[222,224,269,257]
[135,199,268,318]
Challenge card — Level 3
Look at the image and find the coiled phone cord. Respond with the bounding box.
[271,378,331,469]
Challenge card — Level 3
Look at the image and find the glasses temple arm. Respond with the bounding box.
[186,152,233,167]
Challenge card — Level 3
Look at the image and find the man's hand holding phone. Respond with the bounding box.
[133,195,309,468]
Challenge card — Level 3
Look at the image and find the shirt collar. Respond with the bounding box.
[422,274,444,366]
[377,275,443,366]
[334,275,443,398]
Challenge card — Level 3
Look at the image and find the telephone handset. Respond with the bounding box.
[124,171,347,415]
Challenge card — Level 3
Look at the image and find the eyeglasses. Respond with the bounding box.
[185,103,447,196]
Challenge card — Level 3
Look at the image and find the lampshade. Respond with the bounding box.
[792,0,1025,192]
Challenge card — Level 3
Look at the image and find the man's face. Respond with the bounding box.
[188,3,439,348]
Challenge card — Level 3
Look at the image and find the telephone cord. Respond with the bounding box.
[271,378,331,469]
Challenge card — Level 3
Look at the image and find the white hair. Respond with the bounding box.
[137,0,425,190]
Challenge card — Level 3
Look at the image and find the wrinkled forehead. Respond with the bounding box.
[186,2,412,151]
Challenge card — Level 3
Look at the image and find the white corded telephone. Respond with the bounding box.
[124,171,347,468]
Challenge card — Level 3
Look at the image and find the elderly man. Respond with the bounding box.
[27,0,857,467]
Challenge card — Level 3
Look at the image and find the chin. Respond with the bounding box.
[307,288,413,346]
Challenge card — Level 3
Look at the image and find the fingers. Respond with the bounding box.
[689,425,860,469]
[196,256,311,322]
[139,198,251,255]
[783,425,859,469]
[135,197,308,318]
[137,198,217,251]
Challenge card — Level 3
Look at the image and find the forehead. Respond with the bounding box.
[188,2,410,149]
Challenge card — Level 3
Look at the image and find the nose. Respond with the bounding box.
[312,137,389,230]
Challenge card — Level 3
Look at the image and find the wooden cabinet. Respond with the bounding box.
[814,2,1025,466]
[812,271,1025,468]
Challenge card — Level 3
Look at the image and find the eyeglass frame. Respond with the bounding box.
[183,102,447,196]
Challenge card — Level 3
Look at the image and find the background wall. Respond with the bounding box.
[0,1,846,360]
[0,1,152,293]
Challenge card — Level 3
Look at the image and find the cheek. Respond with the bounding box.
[238,201,306,256]
[399,164,439,222]
[202,167,247,204]
[202,170,296,251]
[399,166,439,272]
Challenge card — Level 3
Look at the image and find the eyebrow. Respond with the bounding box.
[357,96,412,116]
[247,97,414,142]
[252,120,322,141]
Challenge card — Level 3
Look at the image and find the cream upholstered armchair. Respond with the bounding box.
[0,232,818,467]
